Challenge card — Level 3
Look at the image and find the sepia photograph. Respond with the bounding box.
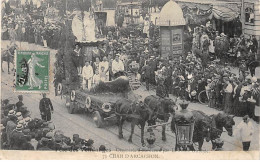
[0,0,260,160]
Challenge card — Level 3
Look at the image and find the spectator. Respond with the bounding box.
[39,93,54,121]
[6,114,17,147]
[141,61,152,91]
[15,95,24,112]
[235,115,254,151]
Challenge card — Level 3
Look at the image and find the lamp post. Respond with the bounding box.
[241,0,245,35]
[169,20,173,58]
[174,100,195,151]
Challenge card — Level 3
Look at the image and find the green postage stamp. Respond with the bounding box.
[15,51,50,92]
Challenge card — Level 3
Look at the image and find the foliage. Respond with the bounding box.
[90,76,130,93]
[54,20,78,84]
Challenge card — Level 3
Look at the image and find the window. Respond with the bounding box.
[245,3,254,24]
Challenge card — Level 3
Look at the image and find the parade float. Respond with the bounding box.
[55,8,141,128]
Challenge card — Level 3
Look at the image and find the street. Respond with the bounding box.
[1,40,259,151]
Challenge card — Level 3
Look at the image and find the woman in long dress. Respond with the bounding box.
[27,53,45,89]
[73,44,83,75]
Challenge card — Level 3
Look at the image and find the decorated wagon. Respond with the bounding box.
[58,76,140,128]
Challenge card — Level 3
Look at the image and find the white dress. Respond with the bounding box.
[27,56,44,89]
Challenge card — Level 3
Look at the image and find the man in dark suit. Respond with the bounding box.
[39,93,54,121]
[141,61,152,91]
[156,79,167,98]
[16,95,24,112]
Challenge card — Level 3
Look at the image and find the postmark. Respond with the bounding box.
[15,51,50,92]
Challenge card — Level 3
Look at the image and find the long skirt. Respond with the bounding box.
[73,56,84,68]
[233,96,241,116]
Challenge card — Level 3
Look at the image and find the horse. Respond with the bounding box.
[144,95,177,141]
[170,111,235,151]
[1,44,17,73]
[209,113,235,150]
[115,98,154,146]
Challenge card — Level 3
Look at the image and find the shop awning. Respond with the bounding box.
[211,5,240,22]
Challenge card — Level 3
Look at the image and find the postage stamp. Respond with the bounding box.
[15,51,50,92]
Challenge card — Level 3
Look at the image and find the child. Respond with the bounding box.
[92,70,101,87]
[99,66,107,82]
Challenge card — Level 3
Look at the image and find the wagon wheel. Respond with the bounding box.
[57,83,62,95]
[85,96,94,113]
[198,90,209,105]
[93,111,103,128]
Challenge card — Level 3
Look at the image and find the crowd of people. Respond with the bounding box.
[1,0,63,49]
[65,22,260,122]
[1,94,108,151]
[2,13,63,49]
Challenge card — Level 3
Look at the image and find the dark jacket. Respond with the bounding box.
[156,84,167,98]
[39,98,53,113]
[141,64,152,78]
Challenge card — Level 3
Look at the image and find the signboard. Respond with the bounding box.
[160,26,183,58]
[244,2,254,24]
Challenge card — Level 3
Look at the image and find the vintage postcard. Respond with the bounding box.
[1,0,260,160]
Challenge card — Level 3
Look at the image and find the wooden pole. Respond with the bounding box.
[241,0,245,35]
[146,121,171,128]
[169,20,173,59]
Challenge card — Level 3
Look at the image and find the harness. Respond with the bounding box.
[209,115,226,139]
[115,102,153,120]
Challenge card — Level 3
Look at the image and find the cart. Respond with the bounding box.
[58,76,139,128]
